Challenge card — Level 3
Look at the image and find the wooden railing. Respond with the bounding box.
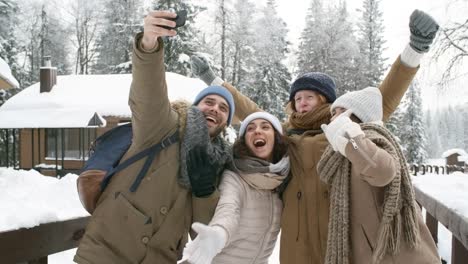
[415,186,468,264]
[0,216,89,263]
[410,164,466,175]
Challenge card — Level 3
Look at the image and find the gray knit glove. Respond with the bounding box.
[409,9,439,53]
[190,55,217,86]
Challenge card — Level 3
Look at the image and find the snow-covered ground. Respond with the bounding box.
[1,167,465,263]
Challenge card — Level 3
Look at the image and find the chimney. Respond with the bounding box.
[40,56,57,93]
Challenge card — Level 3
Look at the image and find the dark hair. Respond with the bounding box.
[233,129,289,163]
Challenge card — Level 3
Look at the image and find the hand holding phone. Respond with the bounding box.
[161,10,187,30]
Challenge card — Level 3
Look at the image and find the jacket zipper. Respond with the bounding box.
[349,138,377,168]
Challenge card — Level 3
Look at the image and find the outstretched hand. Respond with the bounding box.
[141,10,178,50]
[181,223,227,264]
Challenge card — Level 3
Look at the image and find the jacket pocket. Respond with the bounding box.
[94,192,153,262]
[360,224,374,252]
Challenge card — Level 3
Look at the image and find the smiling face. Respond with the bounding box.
[196,94,230,137]
[294,90,325,113]
[244,118,276,161]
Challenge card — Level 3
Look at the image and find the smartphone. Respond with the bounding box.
[162,10,187,30]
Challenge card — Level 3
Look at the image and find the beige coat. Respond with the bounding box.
[210,170,282,263]
[74,34,219,264]
[345,134,440,264]
[222,57,418,264]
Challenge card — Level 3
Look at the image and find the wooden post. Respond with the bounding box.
[452,235,468,264]
[426,211,438,244]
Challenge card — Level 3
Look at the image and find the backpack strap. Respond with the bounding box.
[100,129,179,192]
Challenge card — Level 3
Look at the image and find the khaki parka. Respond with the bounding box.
[74,34,219,264]
[222,57,418,264]
[344,134,440,264]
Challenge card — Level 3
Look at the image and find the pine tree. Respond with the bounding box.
[357,0,386,87]
[295,0,360,96]
[225,0,255,87]
[70,0,102,74]
[399,81,427,164]
[244,0,290,120]
[0,0,27,87]
[94,0,144,74]
[385,103,405,145]
[424,109,442,158]
[151,0,205,76]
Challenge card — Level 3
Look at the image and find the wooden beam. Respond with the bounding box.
[426,211,438,244]
[452,235,468,264]
[0,216,89,263]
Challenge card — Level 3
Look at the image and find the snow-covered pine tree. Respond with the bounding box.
[424,109,442,158]
[93,0,144,74]
[453,105,465,150]
[0,0,27,87]
[399,81,427,164]
[15,2,72,83]
[243,0,290,120]
[296,0,327,76]
[152,0,204,76]
[70,0,102,74]
[356,0,386,88]
[385,101,405,146]
[295,0,360,96]
[224,0,256,88]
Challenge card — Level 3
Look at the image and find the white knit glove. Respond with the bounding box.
[321,110,364,156]
[181,222,227,264]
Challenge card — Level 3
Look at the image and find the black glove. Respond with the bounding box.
[409,9,439,53]
[187,146,218,197]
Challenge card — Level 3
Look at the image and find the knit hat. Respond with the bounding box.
[289,72,337,103]
[193,85,235,125]
[331,86,383,123]
[238,112,283,137]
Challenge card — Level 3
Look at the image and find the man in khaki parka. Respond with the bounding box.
[74,10,235,264]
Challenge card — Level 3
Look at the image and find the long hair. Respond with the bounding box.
[233,129,289,163]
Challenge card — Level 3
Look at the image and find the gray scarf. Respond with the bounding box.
[318,123,419,264]
[230,156,290,190]
[178,106,232,189]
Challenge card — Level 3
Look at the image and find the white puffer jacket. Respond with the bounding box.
[210,170,282,264]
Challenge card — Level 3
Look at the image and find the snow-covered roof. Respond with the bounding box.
[458,155,468,163]
[0,57,20,89]
[0,72,207,128]
[442,148,468,158]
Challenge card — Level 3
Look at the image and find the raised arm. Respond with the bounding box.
[129,11,179,148]
[190,55,261,121]
[380,10,439,121]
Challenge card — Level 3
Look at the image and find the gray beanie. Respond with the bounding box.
[331,87,383,123]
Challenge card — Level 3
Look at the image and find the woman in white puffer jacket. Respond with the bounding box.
[182,112,289,264]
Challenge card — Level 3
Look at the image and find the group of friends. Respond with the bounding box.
[74,8,442,264]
